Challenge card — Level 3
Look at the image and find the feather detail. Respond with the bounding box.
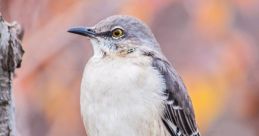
[143,50,201,136]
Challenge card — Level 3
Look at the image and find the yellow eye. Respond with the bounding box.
[112,28,124,38]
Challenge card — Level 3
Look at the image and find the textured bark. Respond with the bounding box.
[0,13,24,136]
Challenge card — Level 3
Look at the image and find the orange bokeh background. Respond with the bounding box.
[1,0,259,135]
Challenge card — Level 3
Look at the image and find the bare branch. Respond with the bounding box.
[0,13,24,136]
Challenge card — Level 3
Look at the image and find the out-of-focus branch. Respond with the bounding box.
[0,13,24,136]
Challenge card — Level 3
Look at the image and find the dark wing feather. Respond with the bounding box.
[149,53,200,136]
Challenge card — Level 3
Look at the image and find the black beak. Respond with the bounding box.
[68,26,96,38]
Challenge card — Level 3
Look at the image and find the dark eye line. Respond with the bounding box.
[96,31,126,39]
[95,31,112,37]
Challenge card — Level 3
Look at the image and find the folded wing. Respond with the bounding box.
[149,52,200,136]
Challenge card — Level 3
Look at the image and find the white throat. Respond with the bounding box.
[90,39,107,59]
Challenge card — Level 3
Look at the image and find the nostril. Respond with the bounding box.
[86,28,96,35]
[87,29,95,33]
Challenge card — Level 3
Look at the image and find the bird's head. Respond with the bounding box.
[68,15,159,56]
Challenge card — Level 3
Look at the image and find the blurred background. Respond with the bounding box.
[1,0,259,135]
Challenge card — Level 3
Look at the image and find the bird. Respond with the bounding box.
[68,15,201,136]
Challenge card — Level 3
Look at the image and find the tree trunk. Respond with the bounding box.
[0,13,24,136]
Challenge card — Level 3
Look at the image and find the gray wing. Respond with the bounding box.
[150,54,200,136]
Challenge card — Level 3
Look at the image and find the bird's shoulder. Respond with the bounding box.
[139,48,200,136]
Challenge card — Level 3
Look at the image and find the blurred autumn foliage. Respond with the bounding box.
[1,0,259,136]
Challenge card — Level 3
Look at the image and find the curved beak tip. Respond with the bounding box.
[67,26,96,37]
[67,27,84,34]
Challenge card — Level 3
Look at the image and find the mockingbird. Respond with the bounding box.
[68,15,200,136]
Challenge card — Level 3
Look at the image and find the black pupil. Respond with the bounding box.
[115,30,120,36]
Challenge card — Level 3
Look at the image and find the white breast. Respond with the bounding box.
[80,56,168,136]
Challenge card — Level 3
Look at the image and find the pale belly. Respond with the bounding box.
[80,57,168,136]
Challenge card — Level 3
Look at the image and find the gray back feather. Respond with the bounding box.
[143,50,200,136]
